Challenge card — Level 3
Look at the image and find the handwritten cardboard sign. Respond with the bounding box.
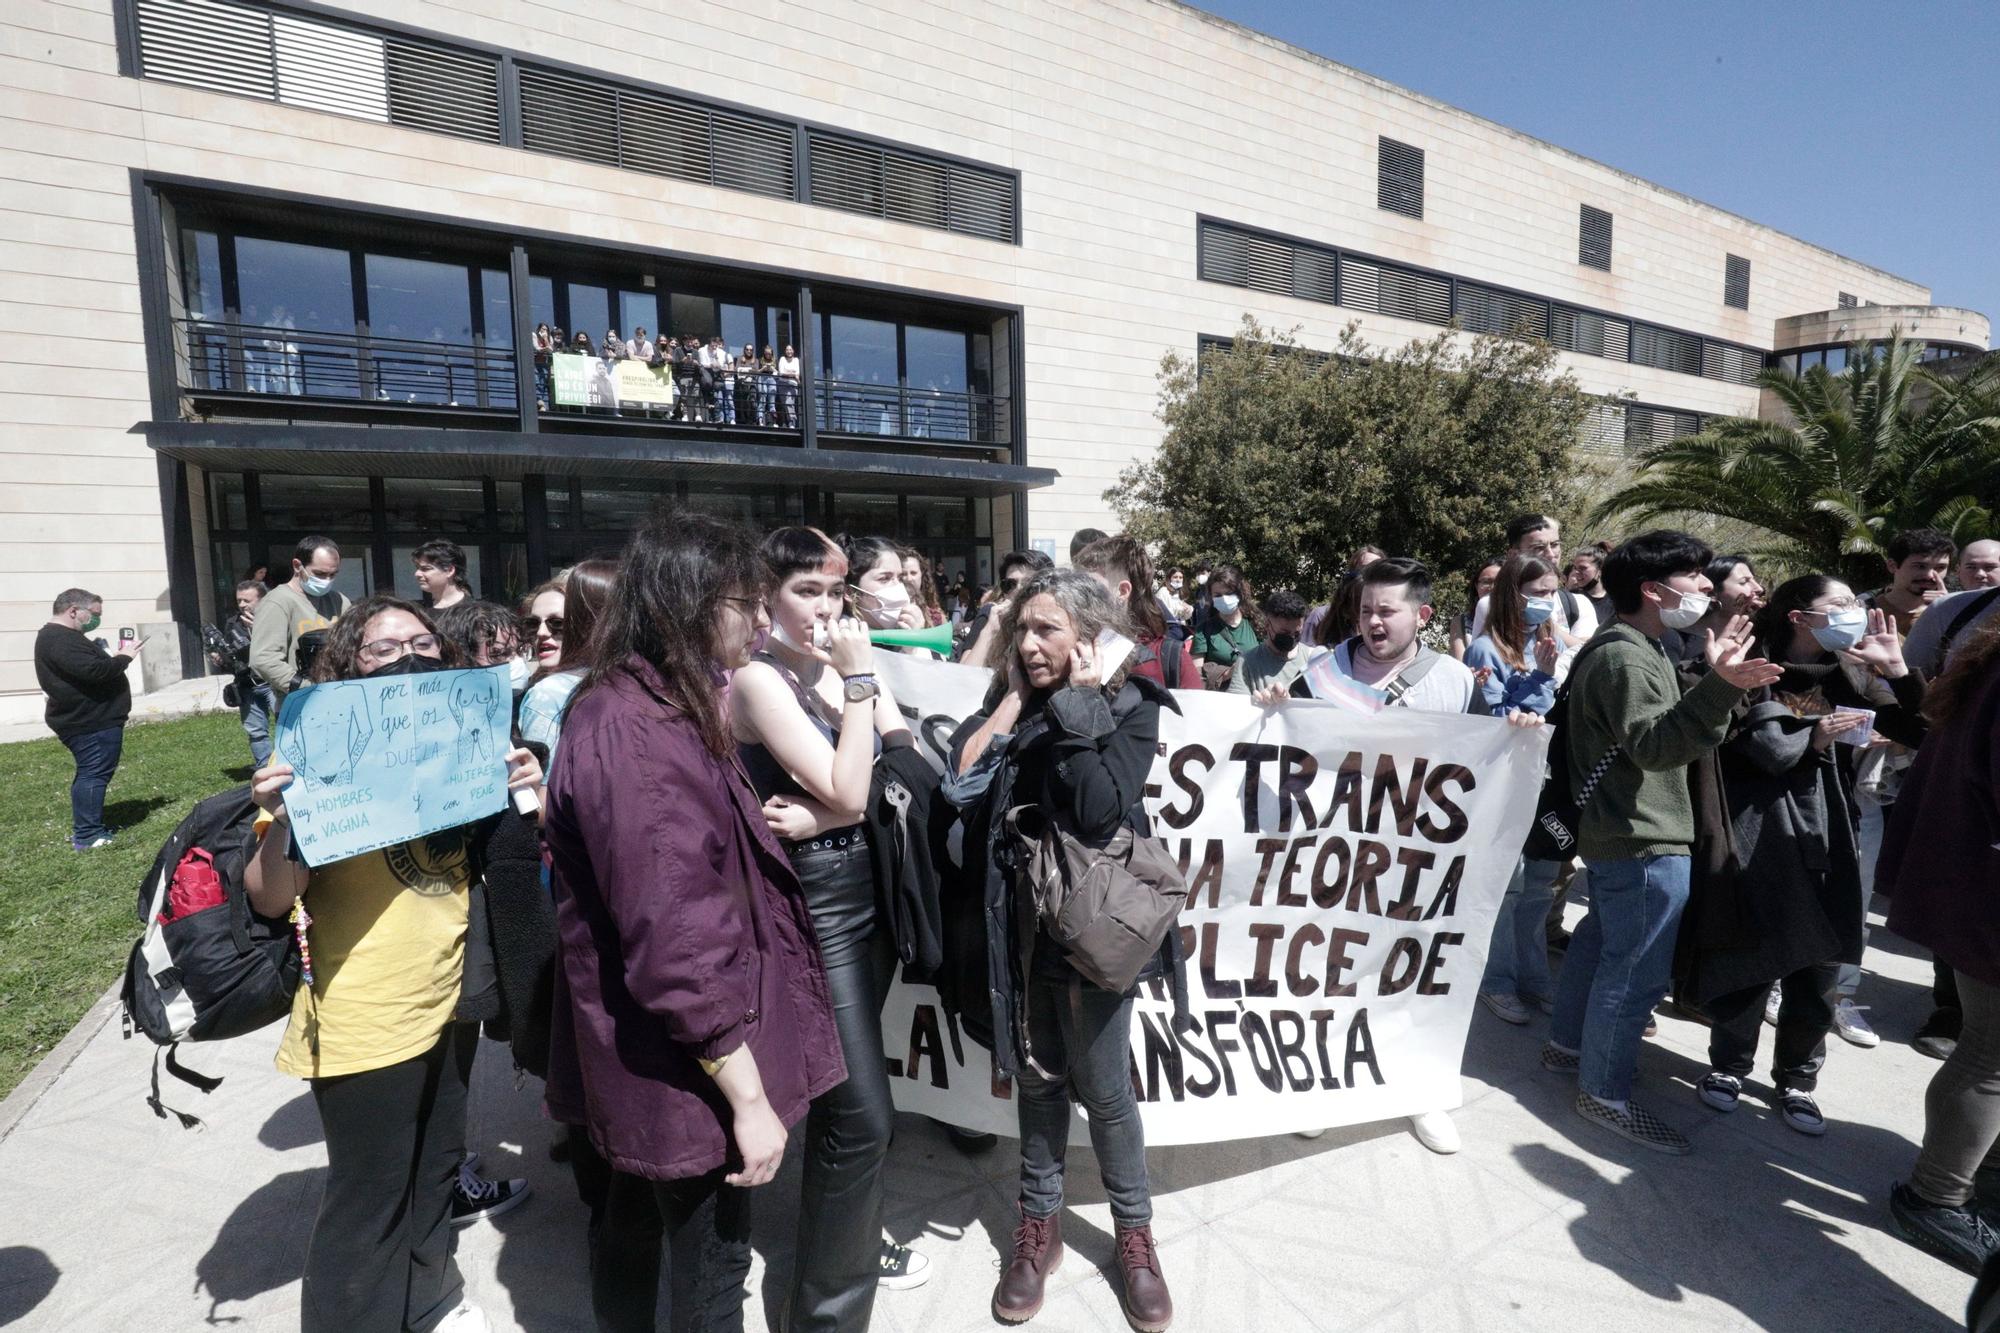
[274,664,510,867]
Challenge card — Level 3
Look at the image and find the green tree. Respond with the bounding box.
[1591,333,2000,586]
[1106,318,1590,604]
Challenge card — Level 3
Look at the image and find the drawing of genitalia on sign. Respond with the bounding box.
[870,653,1547,1147]
[273,665,512,868]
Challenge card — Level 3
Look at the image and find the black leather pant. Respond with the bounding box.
[786,830,894,1332]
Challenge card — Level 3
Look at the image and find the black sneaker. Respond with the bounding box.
[1890,1181,2000,1275]
[1573,1092,1691,1155]
[451,1160,530,1227]
[878,1239,931,1290]
[1779,1089,1827,1137]
[1696,1072,1742,1113]
[1540,1042,1580,1075]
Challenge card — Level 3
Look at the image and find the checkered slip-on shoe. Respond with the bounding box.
[1573,1092,1691,1155]
[1540,1042,1580,1075]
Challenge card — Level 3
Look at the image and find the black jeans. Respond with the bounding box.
[591,1168,752,1332]
[1706,962,1840,1093]
[786,832,892,1333]
[1017,970,1152,1228]
[303,1022,474,1332]
[60,724,123,843]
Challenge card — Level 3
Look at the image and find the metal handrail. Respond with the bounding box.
[178,318,518,409]
[813,377,1008,445]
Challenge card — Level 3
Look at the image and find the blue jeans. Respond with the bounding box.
[779,380,799,427]
[1550,854,1691,1102]
[717,377,736,424]
[1837,794,1889,998]
[1017,971,1152,1227]
[240,681,277,768]
[61,725,124,844]
[1480,857,1561,1003]
[756,373,776,425]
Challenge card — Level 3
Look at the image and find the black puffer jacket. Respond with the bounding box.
[452,808,557,1078]
[943,674,1189,1077]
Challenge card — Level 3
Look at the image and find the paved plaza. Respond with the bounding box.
[0,899,1975,1332]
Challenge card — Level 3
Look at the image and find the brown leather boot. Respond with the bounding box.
[1114,1223,1173,1331]
[992,1206,1063,1323]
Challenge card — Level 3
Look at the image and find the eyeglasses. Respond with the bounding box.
[519,615,565,637]
[359,634,441,661]
[720,595,768,616]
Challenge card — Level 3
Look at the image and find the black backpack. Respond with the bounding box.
[1521,638,1620,862]
[120,786,300,1126]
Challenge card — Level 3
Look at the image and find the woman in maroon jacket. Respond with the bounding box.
[542,511,845,1329]
[1883,620,2000,1276]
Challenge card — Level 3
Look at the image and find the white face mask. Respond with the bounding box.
[771,619,831,653]
[855,580,911,629]
[1211,593,1241,615]
[1657,586,1712,630]
[302,573,334,597]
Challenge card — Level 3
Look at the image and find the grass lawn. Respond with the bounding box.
[0,713,254,1099]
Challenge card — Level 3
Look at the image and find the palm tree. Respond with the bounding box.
[1591,331,2000,586]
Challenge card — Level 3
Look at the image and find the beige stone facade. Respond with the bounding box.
[0,0,1982,707]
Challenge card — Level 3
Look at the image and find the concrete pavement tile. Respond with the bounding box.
[1067,1226,1316,1332]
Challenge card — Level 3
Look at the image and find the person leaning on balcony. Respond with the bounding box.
[735,343,759,425]
[532,323,554,410]
[628,326,654,363]
[757,345,779,427]
[674,336,702,422]
[778,343,802,428]
[601,329,625,364]
[711,337,738,425]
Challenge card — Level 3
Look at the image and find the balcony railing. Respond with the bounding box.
[180,319,518,410]
[815,379,1007,446]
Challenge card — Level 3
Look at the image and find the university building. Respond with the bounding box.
[1,0,1987,709]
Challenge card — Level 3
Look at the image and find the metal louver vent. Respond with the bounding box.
[1579,205,1613,271]
[1702,342,1761,386]
[807,135,1016,242]
[1458,282,1550,339]
[1627,404,1702,449]
[1724,254,1750,310]
[619,88,714,183]
[1377,137,1425,219]
[1291,246,1338,304]
[1376,263,1451,325]
[519,66,619,166]
[134,0,498,142]
[1197,223,1251,286]
[1340,255,1381,313]
[710,111,794,198]
[1580,401,1626,454]
[1838,292,1859,309]
[1550,307,1630,360]
[1631,323,1704,376]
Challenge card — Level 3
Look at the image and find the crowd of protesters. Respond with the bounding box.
[33,496,2000,1330]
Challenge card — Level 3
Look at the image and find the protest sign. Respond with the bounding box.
[612,360,676,407]
[273,664,511,867]
[871,652,1548,1146]
[550,353,616,409]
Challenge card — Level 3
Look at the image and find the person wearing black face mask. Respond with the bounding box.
[1226,588,1310,696]
[243,596,546,1332]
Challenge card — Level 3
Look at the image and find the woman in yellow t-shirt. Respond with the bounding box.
[244,596,540,1333]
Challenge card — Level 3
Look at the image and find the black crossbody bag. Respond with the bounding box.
[1522,638,1619,861]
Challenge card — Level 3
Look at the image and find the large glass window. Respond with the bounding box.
[619,291,659,346]
[684,483,802,527]
[905,327,967,392]
[828,315,897,384]
[906,494,972,538]
[366,254,473,344]
[827,490,900,537]
[565,282,611,343]
[207,472,248,531]
[259,473,372,532]
[482,269,512,347]
[237,238,354,334]
[721,303,760,356]
[579,481,672,534]
[182,230,224,319]
[530,276,555,332]
[383,476,488,535]
[670,293,717,340]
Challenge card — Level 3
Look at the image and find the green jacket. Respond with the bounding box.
[1566,622,1743,861]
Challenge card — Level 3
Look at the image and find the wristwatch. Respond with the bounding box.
[843,673,880,704]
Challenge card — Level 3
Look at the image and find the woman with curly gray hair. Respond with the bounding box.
[942,569,1185,1331]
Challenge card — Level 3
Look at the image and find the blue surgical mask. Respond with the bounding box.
[1212,593,1241,615]
[1809,607,1868,653]
[1522,596,1558,628]
[302,573,334,597]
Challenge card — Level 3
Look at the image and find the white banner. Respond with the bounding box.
[872,653,1548,1146]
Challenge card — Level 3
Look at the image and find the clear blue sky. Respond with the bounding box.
[1192,1,2000,333]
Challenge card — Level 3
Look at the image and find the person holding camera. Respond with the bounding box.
[210,579,277,767]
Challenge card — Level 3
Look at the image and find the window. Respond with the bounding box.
[1630,323,1703,376]
[806,135,1019,243]
[481,270,512,347]
[382,476,487,536]
[906,327,968,392]
[827,315,898,384]
[207,472,247,531]
[1579,205,1613,271]
[236,238,354,334]
[563,283,611,342]
[1551,307,1630,360]
[259,473,372,532]
[365,255,473,344]
[827,492,901,536]
[1456,282,1549,339]
[1377,137,1424,220]
[1724,254,1750,310]
[1838,292,1859,309]
[181,229,224,319]
[618,291,660,344]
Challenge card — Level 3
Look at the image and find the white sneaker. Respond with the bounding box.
[1833,999,1880,1048]
[434,1302,493,1332]
[1763,984,1782,1028]
[1409,1110,1460,1155]
[1294,1128,1327,1140]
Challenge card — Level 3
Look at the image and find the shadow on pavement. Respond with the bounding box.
[0,1246,59,1329]
[196,1168,321,1324]
[258,1092,322,1154]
